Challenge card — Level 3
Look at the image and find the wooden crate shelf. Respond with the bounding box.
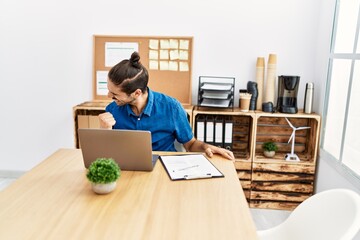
[73,103,321,210]
[192,107,256,203]
[73,101,110,148]
[232,115,253,159]
[250,155,315,210]
[250,112,320,210]
[192,107,255,161]
[234,160,252,201]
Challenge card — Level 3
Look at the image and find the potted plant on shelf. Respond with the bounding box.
[262,141,278,158]
[86,158,121,194]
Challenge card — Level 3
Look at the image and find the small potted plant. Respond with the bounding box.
[86,158,121,194]
[262,141,278,158]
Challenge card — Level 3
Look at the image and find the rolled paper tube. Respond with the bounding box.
[264,54,277,104]
[256,57,265,110]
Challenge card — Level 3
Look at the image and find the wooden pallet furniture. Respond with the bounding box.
[250,112,321,210]
[191,108,321,210]
[73,102,321,210]
[192,106,255,201]
[73,101,110,148]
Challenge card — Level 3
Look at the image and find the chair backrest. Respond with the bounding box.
[258,188,360,240]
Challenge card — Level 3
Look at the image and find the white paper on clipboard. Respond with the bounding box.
[160,154,224,180]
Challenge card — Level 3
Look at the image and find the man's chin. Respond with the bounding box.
[115,101,127,106]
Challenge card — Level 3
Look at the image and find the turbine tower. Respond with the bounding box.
[285,117,311,161]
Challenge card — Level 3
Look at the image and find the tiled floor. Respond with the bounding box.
[1,177,291,231]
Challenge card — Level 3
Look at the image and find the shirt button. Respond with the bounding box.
[138,118,140,120]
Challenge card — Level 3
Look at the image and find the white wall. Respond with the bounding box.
[0,0,322,172]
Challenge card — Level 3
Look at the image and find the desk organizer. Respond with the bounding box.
[197,76,235,109]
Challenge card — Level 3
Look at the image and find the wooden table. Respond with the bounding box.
[0,149,258,240]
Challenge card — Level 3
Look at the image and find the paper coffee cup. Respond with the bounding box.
[239,93,252,112]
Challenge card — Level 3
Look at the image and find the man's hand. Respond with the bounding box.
[99,112,116,129]
[204,145,235,161]
[184,138,235,161]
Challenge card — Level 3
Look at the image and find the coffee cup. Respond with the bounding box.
[239,93,252,112]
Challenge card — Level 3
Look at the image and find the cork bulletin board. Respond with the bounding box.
[93,35,193,105]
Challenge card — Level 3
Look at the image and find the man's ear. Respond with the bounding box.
[133,89,142,97]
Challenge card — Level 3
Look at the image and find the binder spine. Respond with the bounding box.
[205,115,215,145]
[195,115,205,142]
[224,116,233,150]
[214,116,224,148]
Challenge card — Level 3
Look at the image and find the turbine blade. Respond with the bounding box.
[288,131,295,143]
[296,126,311,130]
[285,117,295,129]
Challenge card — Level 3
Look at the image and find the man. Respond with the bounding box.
[99,52,234,160]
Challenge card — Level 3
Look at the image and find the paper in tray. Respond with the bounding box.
[200,98,231,108]
[200,83,233,91]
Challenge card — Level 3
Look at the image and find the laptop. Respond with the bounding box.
[78,128,158,171]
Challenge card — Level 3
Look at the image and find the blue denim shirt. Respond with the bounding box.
[105,88,193,151]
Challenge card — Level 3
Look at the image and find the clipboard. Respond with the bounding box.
[159,154,224,180]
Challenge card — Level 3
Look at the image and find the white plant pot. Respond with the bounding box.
[91,182,117,194]
[264,151,275,158]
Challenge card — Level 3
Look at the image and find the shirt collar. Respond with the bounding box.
[143,88,153,117]
[125,87,153,117]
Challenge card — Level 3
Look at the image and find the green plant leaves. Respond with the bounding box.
[86,158,121,184]
[262,142,278,152]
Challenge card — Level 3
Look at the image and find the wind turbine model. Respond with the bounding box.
[285,117,311,162]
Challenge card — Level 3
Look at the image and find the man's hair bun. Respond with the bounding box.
[130,52,141,68]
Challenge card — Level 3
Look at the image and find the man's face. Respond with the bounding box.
[107,79,135,106]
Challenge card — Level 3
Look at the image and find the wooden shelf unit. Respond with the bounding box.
[192,106,255,201]
[73,101,110,148]
[250,111,321,210]
[191,108,321,210]
[73,102,321,210]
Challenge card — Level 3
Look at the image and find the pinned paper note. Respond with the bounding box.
[169,50,179,60]
[179,50,188,60]
[179,40,189,50]
[149,50,158,60]
[105,42,138,67]
[169,61,178,71]
[96,71,109,95]
[169,39,179,49]
[160,50,169,59]
[179,62,189,72]
[159,61,169,70]
[149,60,159,70]
[149,39,159,50]
[160,40,170,49]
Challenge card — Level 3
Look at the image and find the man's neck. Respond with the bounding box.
[130,90,148,116]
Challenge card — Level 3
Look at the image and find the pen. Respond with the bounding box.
[173,164,199,172]
[184,173,212,180]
